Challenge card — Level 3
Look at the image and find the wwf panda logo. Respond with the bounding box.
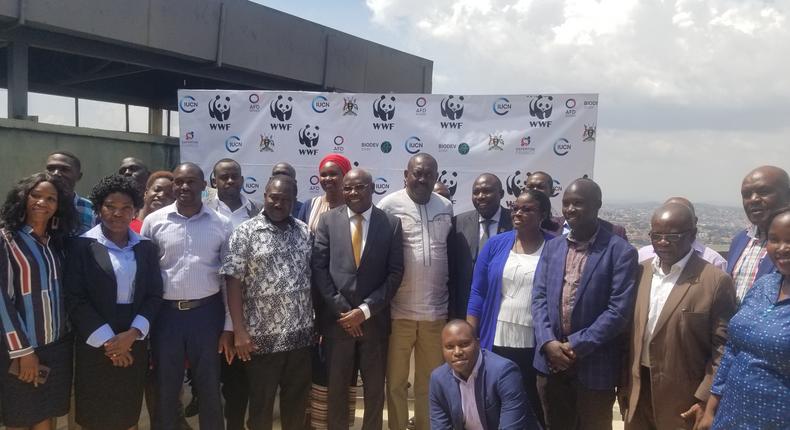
[298,125,320,148]
[208,95,231,122]
[373,95,396,121]
[438,170,459,197]
[270,95,294,121]
[528,95,553,120]
[440,95,464,120]
[506,170,524,198]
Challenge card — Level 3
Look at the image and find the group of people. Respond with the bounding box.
[0,149,786,430]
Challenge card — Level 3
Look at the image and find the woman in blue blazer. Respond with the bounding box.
[467,189,555,426]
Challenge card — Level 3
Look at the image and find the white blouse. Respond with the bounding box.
[493,244,543,348]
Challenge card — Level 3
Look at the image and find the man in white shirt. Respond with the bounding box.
[204,158,260,228]
[621,203,736,430]
[637,197,727,271]
[378,153,453,430]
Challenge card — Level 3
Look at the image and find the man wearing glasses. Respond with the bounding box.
[620,202,736,429]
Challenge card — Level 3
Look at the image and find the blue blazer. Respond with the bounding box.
[531,226,638,390]
[467,230,556,350]
[429,349,540,430]
[726,229,776,279]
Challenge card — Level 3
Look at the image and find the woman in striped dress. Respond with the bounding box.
[0,172,78,430]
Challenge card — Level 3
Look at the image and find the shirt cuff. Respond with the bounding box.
[86,324,116,348]
[358,303,371,320]
[8,346,35,359]
[223,312,234,331]
[131,315,150,339]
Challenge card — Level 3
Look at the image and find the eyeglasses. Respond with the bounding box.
[342,184,369,193]
[649,230,692,243]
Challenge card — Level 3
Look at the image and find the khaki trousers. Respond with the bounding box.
[386,319,445,430]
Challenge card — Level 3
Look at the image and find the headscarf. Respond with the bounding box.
[318,154,352,175]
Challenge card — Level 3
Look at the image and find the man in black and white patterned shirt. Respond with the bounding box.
[221,174,313,430]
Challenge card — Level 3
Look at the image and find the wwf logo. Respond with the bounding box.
[506,170,525,198]
[438,170,459,197]
[528,95,553,119]
[343,97,358,116]
[373,95,396,121]
[270,95,294,121]
[298,125,320,148]
[582,124,596,142]
[259,134,274,152]
[208,95,231,122]
[440,95,464,120]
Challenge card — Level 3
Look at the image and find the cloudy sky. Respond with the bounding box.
[253,0,789,206]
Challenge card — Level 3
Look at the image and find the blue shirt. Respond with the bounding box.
[73,194,96,236]
[710,272,790,429]
[82,225,150,347]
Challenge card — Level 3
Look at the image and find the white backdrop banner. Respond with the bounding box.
[177,90,598,214]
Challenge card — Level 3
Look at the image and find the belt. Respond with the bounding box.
[165,293,218,311]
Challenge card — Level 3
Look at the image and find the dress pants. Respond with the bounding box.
[245,346,311,430]
[325,326,387,430]
[493,345,545,428]
[222,358,249,430]
[152,295,225,430]
[537,370,615,430]
[386,319,445,430]
[625,367,663,430]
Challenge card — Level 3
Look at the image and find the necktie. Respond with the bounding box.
[352,214,363,267]
[480,218,495,250]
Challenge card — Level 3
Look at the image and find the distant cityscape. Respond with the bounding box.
[599,202,747,251]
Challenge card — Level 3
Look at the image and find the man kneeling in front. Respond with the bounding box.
[429,320,541,429]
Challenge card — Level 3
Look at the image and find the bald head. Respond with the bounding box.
[741,165,790,231]
[271,162,296,179]
[472,173,504,219]
[651,203,695,231]
[344,168,372,184]
[663,197,695,215]
[407,153,438,171]
[174,162,205,180]
[404,153,439,205]
[566,178,602,203]
[650,203,697,270]
[562,178,602,233]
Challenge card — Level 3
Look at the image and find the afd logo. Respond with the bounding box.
[373,177,390,195]
[373,95,396,122]
[492,97,511,116]
[438,170,459,198]
[298,125,320,155]
[270,95,294,121]
[312,95,329,113]
[404,136,423,154]
[308,174,321,193]
[225,135,242,153]
[243,177,259,195]
[553,138,571,156]
[179,96,198,113]
[415,96,428,116]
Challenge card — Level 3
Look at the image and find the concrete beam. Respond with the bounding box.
[7,40,28,119]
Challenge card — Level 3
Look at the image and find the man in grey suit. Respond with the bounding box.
[311,168,405,430]
[449,173,512,319]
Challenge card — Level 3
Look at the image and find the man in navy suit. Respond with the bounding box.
[531,178,638,430]
[727,165,789,303]
[429,320,540,430]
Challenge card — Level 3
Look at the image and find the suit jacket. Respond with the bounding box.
[726,228,776,279]
[552,216,629,242]
[63,237,164,340]
[624,254,736,429]
[532,226,638,390]
[429,349,539,430]
[449,207,512,319]
[311,205,404,338]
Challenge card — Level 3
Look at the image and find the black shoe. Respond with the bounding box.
[184,395,199,418]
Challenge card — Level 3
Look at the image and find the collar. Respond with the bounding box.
[692,239,705,254]
[254,212,295,232]
[567,223,600,246]
[212,194,252,214]
[746,224,766,241]
[652,248,694,277]
[347,205,373,222]
[20,224,51,245]
[479,206,502,224]
[163,202,211,220]
[452,350,484,383]
[82,224,146,251]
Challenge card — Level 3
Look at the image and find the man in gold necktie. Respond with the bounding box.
[311,168,405,430]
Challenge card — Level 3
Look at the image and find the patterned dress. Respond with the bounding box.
[711,272,790,429]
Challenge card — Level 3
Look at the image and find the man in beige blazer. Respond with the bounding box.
[621,203,737,430]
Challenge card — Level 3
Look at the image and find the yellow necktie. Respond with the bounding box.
[352,214,363,267]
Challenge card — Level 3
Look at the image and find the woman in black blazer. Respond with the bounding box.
[64,174,163,430]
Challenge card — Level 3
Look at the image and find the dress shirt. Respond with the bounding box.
[731,225,768,303]
[220,214,314,354]
[638,240,727,272]
[452,350,485,430]
[73,193,97,235]
[378,189,453,321]
[560,227,598,335]
[494,248,542,348]
[347,206,373,319]
[641,249,694,367]
[141,202,233,330]
[205,193,256,229]
[82,225,150,347]
[478,207,502,241]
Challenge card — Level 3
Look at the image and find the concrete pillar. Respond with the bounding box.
[7,41,29,119]
[148,108,163,135]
